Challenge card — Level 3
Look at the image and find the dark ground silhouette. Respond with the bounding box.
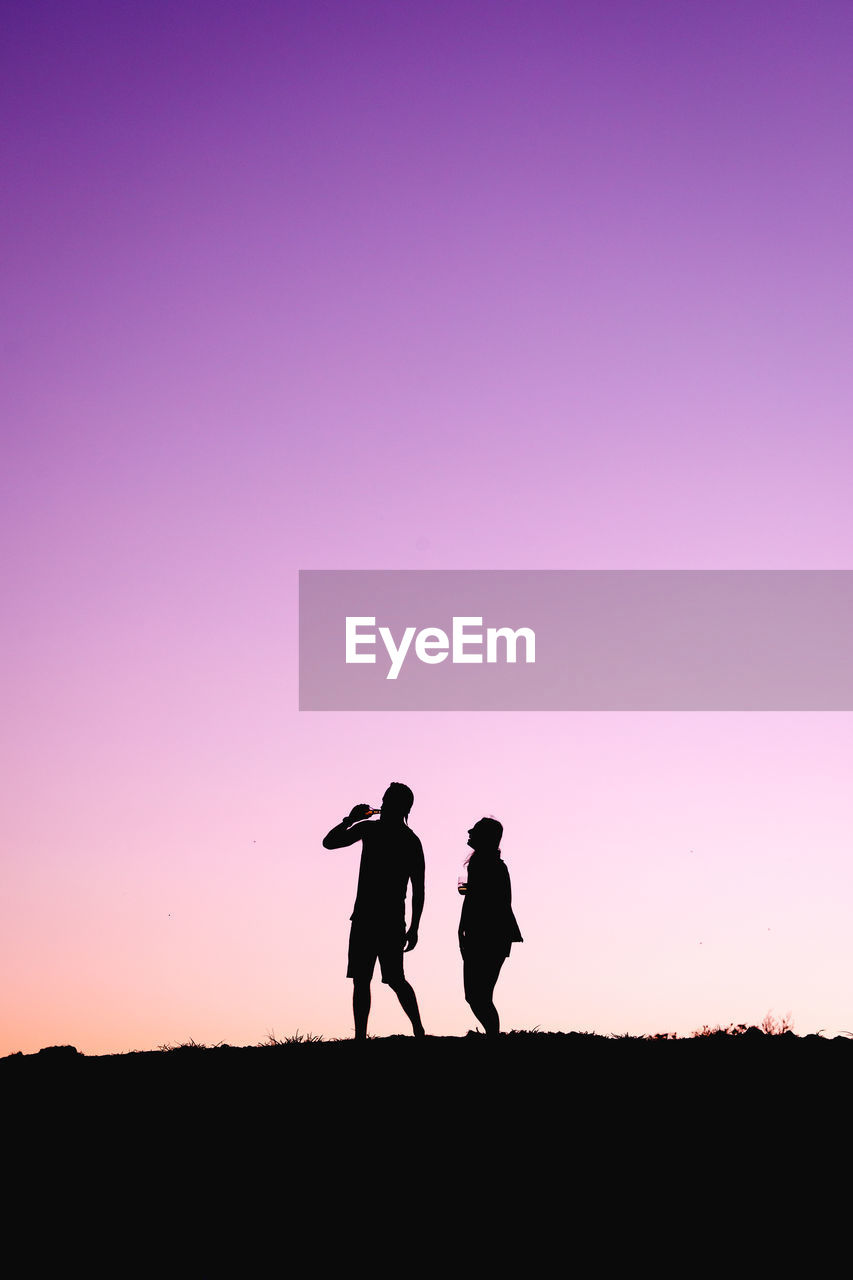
[5,1030,843,1265]
[6,1028,849,1145]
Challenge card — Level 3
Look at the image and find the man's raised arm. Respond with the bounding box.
[323,803,374,849]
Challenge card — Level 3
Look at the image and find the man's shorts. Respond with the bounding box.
[347,916,406,986]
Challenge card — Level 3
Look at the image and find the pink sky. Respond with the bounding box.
[2,1,852,1053]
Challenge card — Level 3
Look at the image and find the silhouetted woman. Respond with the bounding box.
[458,817,522,1037]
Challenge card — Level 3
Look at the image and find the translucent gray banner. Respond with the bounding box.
[299,571,853,710]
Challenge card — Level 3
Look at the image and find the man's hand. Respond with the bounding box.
[323,807,373,849]
[345,803,373,826]
[404,927,419,952]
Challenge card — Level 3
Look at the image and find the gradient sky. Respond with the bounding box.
[2,0,852,1054]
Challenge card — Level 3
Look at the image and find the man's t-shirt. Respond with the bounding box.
[351,821,424,929]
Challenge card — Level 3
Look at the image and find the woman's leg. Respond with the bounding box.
[463,951,506,1036]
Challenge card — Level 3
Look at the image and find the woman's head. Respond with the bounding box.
[467,816,503,852]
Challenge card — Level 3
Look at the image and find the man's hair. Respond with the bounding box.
[383,782,414,819]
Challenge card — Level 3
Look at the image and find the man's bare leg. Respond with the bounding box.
[389,979,425,1037]
[353,978,371,1039]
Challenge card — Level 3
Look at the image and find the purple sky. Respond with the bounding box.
[2,1,852,1053]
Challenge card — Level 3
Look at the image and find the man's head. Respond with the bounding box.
[467,816,503,851]
[382,782,414,821]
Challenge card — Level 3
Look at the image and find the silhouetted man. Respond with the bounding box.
[323,782,425,1039]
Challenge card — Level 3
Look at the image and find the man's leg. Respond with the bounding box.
[348,921,376,1040]
[388,978,425,1037]
[377,931,425,1037]
[352,978,371,1040]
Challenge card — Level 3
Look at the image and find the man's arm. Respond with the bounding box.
[404,836,425,952]
[323,804,374,849]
